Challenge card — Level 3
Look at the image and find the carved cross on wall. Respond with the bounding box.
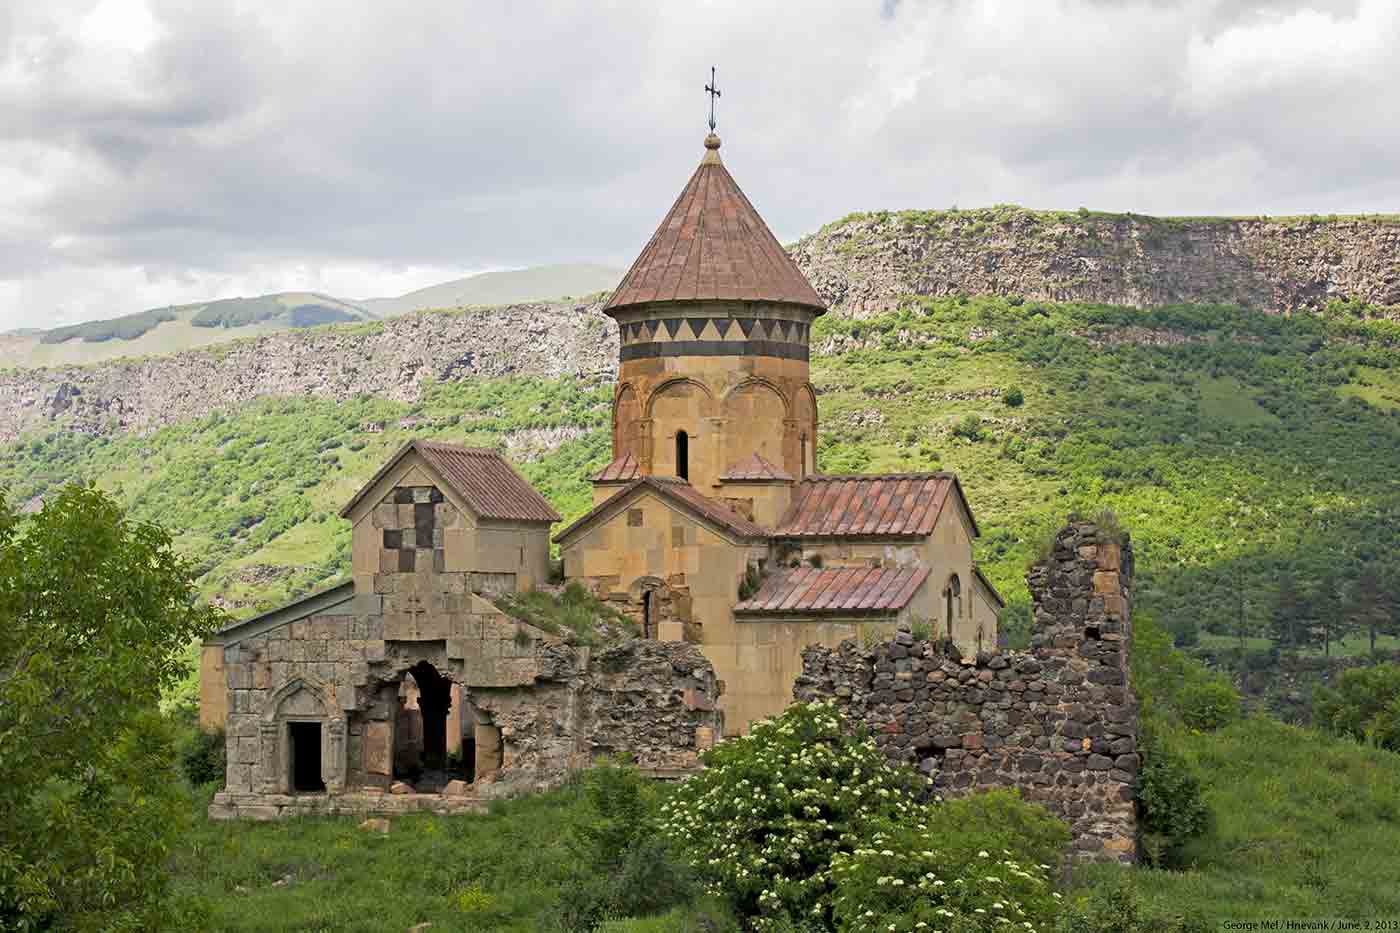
[403,594,427,634]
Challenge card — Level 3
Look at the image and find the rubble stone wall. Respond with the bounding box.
[210,594,722,819]
[794,522,1139,862]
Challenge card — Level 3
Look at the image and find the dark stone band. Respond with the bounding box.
[620,340,809,362]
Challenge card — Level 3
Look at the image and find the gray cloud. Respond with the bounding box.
[0,0,1396,330]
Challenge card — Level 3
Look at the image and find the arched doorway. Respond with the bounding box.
[394,661,453,783]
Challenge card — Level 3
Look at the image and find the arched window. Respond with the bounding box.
[799,433,808,479]
[945,574,961,639]
[676,431,689,481]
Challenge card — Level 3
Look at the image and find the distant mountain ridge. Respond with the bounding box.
[0,264,623,370]
[359,264,621,316]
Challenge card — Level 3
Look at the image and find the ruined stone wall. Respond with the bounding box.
[210,590,724,819]
[794,522,1139,862]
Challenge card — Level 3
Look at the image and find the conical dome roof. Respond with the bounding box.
[603,135,825,315]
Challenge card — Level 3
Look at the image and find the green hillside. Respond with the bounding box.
[3,295,1397,649]
[359,263,622,316]
[3,293,375,369]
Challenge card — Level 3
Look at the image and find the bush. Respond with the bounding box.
[1003,386,1025,407]
[1057,871,1211,932]
[659,703,1070,931]
[830,790,1069,932]
[1176,679,1238,732]
[1135,735,1212,867]
[660,703,925,928]
[1313,663,1400,751]
[178,724,227,787]
[951,414,984,441]
[1166,616,1199,648]
[554,759,697,931]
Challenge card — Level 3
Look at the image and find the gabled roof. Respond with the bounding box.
[972,564,1006,609]
[339,440,561,524]
[554,476,768,544]
[592,452,641,483]
[771,473,979,539]
[205,579,355,646]
[719,453,793,483]
[603,135,826,315]
[733,566,930,615]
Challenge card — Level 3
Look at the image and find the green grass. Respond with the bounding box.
[1196,375,1279,426]
[494,582,640,645]
[1338,364,1400,411]
[167,783,723,932]
[1198,631,1400,659]
[1071,717,1400,920]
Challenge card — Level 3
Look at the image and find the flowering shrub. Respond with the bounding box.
[659,702,925,928]
[659,703,1070,932]
[830,821,1059,933]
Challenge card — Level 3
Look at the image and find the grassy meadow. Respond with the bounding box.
[166,784,727,932]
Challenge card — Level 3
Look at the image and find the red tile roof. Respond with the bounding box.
[603,136,825,314]
[733,566,930,615]
[339,440,561,524]
[592,453,641,483]
[772,473,977,539]
[719,453,793,482]
[554,476,769,544]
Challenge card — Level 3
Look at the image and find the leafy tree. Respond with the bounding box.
[0,485,222,930]
[1313,664,1400,751]
[1269,575,1312,651]
[1348,565,1397,655]
[1313,572,1351,657]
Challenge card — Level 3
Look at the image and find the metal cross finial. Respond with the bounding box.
[705,66,721,132]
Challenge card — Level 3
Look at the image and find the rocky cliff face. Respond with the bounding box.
[3,209,1398,442]
[0,301,617,441]
[793,208,1400,318]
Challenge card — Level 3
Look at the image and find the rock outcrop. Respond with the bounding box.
[0,300,617,441]
[793,208,1400,318]
[3,209,1397,442]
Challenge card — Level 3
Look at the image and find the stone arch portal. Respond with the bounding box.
[259,676,345,795]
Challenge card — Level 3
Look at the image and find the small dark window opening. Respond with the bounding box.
[289,722,325,792]
[1084,625,1100,640]
[642,590,653,639]
[676,431,689,480]
[799,433,808,478]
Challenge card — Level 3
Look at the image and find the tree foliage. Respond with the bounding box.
[1313,663,1400,751]
[0,485,222,930]
[659,702,1069,931]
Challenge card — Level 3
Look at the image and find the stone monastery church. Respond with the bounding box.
[201,130,1003,818]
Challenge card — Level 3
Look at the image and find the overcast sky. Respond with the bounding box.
[1,0,1395,332]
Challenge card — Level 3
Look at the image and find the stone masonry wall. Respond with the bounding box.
[212,594,723,819]
[794,522,1139,862]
